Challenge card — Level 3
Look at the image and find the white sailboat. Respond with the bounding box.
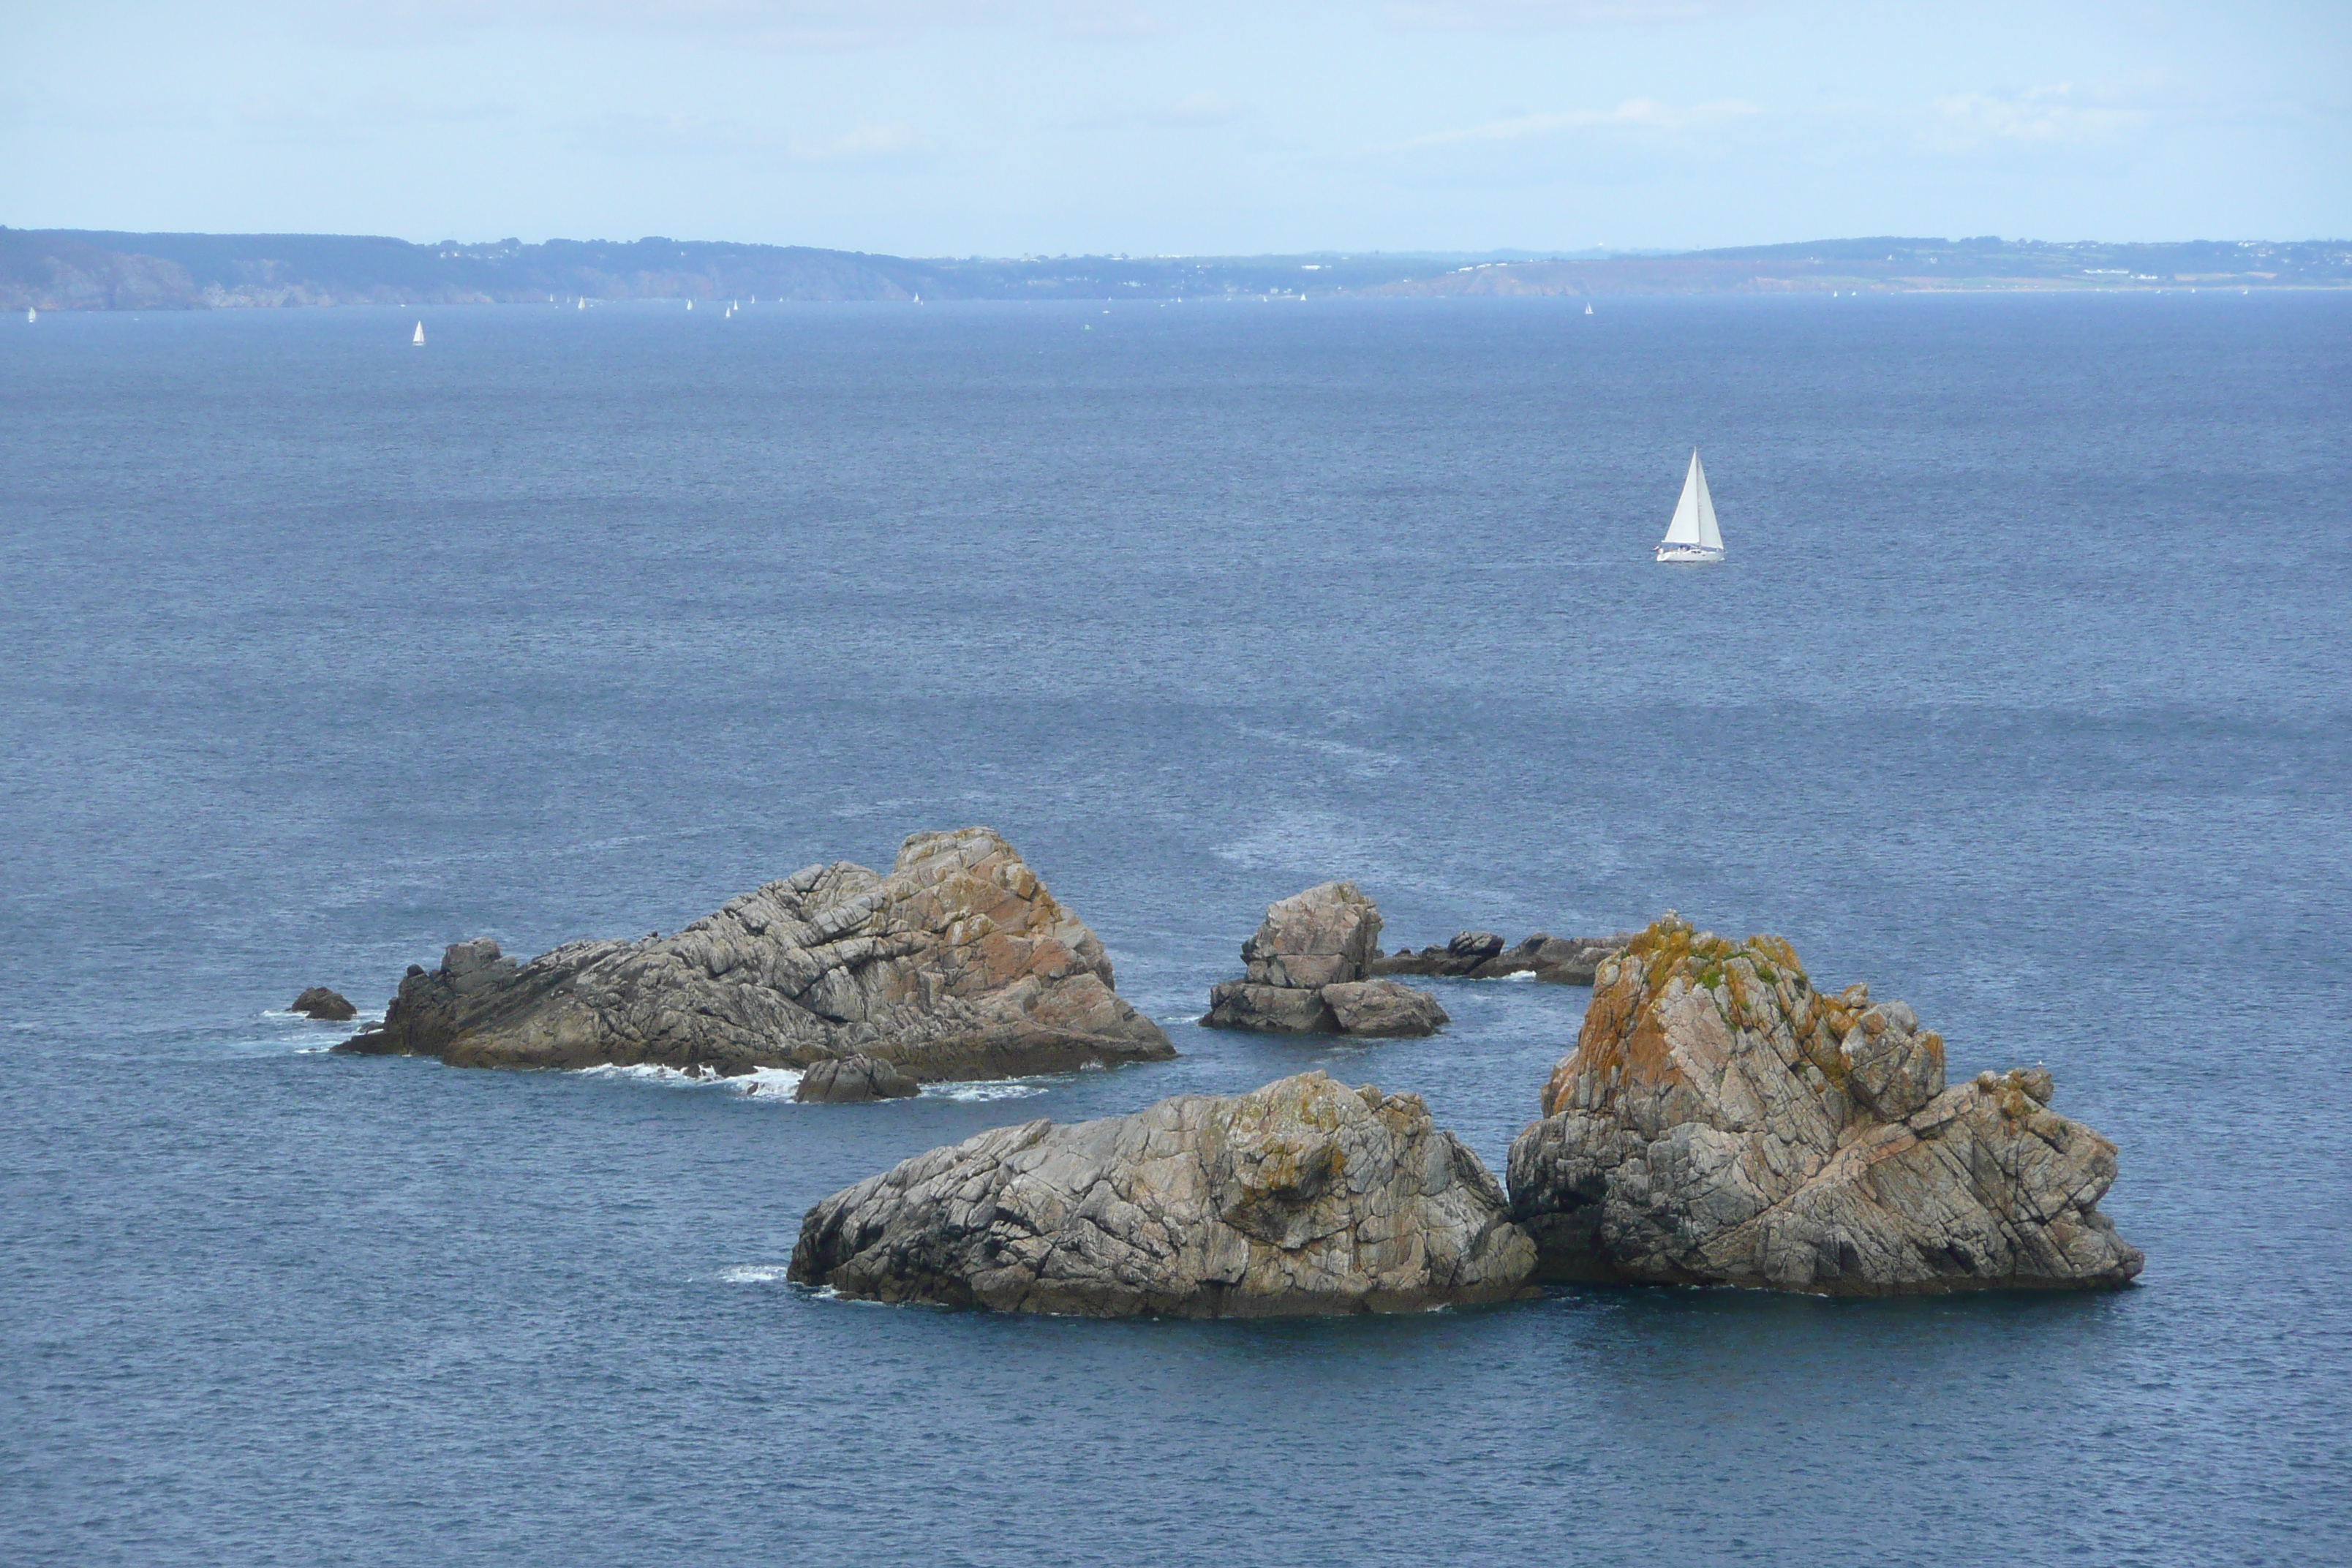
[1655,449,1725,563]
[412,320,425,346]
[1584,302,1593,315]
[26,307,35,323]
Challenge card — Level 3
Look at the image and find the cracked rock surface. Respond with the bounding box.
[1507,914,2144,1295]
[789,1071,1537,1316]
[333,827,1175,1082]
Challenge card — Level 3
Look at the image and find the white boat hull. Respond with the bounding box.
[1655,545,1724,564]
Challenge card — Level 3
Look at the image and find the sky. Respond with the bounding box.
[3,1,2347,254]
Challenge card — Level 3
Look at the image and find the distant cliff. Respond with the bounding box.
[3,227,2344,310]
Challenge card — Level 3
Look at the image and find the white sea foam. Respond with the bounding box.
[808,1286,892,1307]
[259,1007,385,1026]
[921,1079,1051,1102]
[220,1008,383,1058]
[576,1062,806,1098]
[718,1264,791,1284]
[1500,970,1541,982]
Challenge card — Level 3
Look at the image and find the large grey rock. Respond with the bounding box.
[1240,881,1382,988]
[1506,915,2144,1296]
[795,1055,920,1104]
[1323,979,1450,1038]
[335,827,1175,1082]
[788,1071,1537,1316]
[1202,883,1447,1038]
[1202,981,1338,1034]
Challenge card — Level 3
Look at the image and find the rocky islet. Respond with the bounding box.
[785,912,2141,1313]
[333,827,1174,1082]
[1201,881,1450,1038]
[317,840,2141,1308]
[787,1070,1537,1316]
[289,986,356,1022]
[1504,914,2144,1294]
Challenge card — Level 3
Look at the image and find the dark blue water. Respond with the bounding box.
[4,294,2348,1566]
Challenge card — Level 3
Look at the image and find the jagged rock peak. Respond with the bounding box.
[1507,913,2144,1295]
[788,1071,1537,1316]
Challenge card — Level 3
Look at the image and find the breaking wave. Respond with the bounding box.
[920,1079,1051,1102]
[576,1062,807,1098]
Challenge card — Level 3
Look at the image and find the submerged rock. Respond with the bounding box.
[1371,931,1632,985]
[795,1055,920,1104]
[1506,915,2144,1296]
[334,827,1175,1082]
[1201,883,1447,1038]
[290,986,358,1022]
[788,1071,1537,1316]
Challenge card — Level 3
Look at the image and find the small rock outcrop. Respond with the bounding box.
[1201,883,1448,1038]
[1371,931,1631,985]
[1506,915,2144,1296]
[335,828,1175,1082]
[290,986,358,1022]
[795,1055,921,1104]
[788,1071,1537,1316]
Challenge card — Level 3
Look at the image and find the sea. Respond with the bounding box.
[3,292,2347,1567]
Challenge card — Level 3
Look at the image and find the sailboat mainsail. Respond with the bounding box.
[1656,449,1725,561]
[412,320,425,346]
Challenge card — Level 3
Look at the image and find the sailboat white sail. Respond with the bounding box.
[1655,449,1725,563]
[26,307,34,323]
[412,320,424,346]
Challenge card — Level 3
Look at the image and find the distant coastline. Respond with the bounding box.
[4,227,2345,312]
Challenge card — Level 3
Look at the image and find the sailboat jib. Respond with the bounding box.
[1694,453,1723,552]
[412,320,425,346]
[1656,448,1726,562]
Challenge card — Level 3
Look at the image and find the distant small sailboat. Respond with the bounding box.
[577,298,586,311]
[412,320,424,346]
[1584,301,1593,315]
[686,300,693,310]
[1655,449,1725,564]
[26,307,35,323]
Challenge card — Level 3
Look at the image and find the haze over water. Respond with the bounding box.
[4,294,2348,1565]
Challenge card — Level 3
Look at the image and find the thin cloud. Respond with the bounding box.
[1384,97,1757,151]
[1927,83,2155,149]
[564,111,928,161]
[788,121,927,161]
[1077,91,1245,130]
